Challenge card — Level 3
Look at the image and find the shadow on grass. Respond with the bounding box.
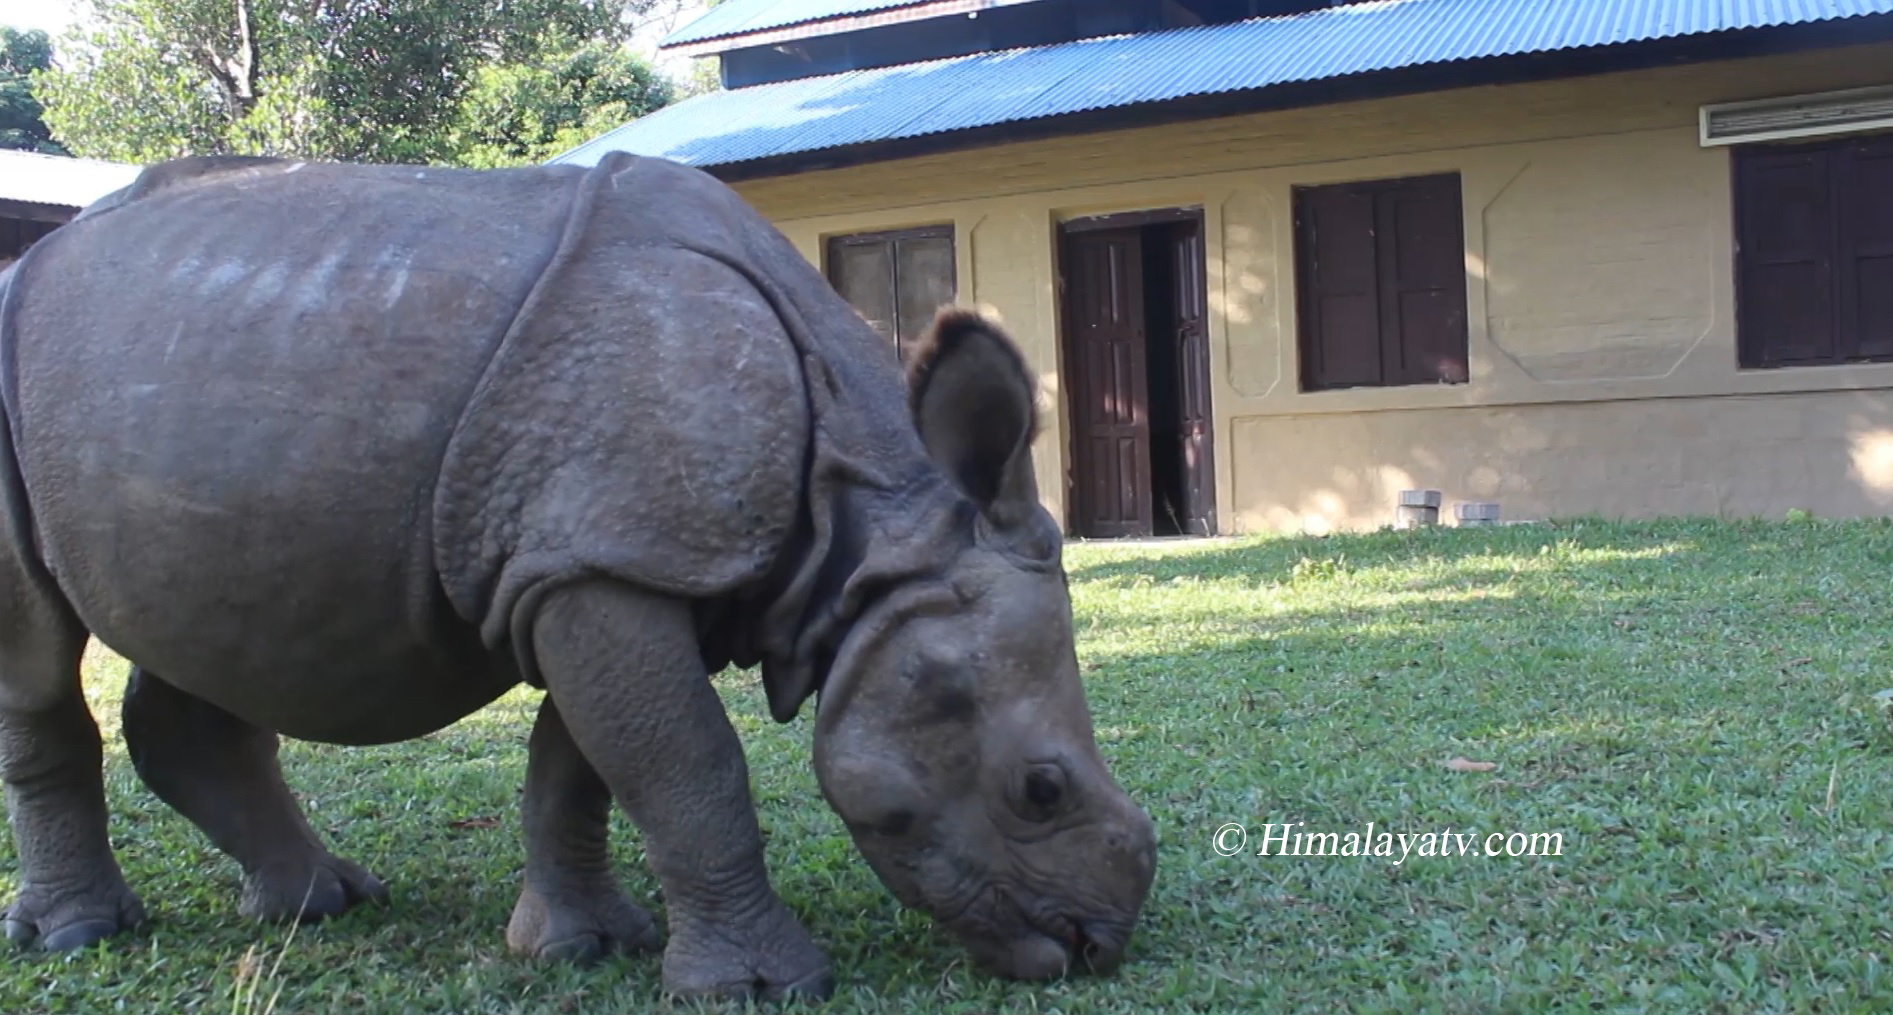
[1056,518,1893,999]
[1064,516,1718,585]
[12,516,1893,1011]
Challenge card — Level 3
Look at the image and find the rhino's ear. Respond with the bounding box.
[906,307,1046,535]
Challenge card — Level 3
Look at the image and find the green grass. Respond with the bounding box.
[5,516,1893,1013]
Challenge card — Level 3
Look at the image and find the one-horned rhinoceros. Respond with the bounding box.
[0,152,1157,1000]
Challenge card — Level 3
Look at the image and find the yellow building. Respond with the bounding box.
[560,0,1893,538]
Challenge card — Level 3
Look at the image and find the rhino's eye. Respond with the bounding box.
[1017,763,1069,820]
[1025,771,1062,807]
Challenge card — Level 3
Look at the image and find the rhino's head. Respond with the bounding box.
[806,308,1157,981]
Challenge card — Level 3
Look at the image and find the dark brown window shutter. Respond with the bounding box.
[824,226,955,362]
[1384,175,1469,384]
[1295,173,1468,391]
[828,239,897,344]
[893,232,955,357]
[1296,185,1383,390]
[1840,135,1893,362]
[1735,147,1836,366]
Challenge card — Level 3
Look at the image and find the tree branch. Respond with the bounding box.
[195,0,259,120]
[234,0,257,101]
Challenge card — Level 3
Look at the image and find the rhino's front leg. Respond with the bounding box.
[505,696,661,962]
[528,579,833,1002]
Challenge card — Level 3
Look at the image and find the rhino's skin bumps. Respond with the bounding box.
[434,156,815,667]
[0,152,1158,997]
[5,153,874,744]
[8,158,577,744]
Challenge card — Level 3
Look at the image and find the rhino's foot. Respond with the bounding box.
[505,881,661,963]
[239,854,388,924]
[659,898,835,1004]
[3,878,147,952]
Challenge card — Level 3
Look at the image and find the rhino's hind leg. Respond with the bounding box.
[0,600,145,950]
[119,666,388,923]
[505,696,661,962]
[527,580,833,1003]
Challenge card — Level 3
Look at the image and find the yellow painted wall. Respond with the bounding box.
[735,41,1893,534]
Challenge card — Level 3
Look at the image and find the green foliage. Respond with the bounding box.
[35,0,314,162]
[5,518,1893,1010]
[0,27,66,154]
[34,0,674,166]
[451,35,675,169]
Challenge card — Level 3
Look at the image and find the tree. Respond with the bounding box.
[639,0,724,99]
[34,0,675,166]
[1,27,66,154]
[451,36,674,168]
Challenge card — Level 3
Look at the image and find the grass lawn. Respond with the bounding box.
[3,516,1892,1013]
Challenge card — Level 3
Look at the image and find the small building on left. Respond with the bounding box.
[0,150,142,268]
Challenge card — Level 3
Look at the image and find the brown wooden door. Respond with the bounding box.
[1168,220,1216,536]
[1062,228,1152,538]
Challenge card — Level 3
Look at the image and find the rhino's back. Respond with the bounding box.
[0,158,584,739]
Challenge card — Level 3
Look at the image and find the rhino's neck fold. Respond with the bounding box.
[751,468,974,724]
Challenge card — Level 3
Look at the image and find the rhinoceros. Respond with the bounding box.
[0,151,1157,1000]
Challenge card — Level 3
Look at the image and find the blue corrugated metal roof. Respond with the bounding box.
[565,0,1893,172]
[663,0,990,47]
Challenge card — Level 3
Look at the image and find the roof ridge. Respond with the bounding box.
[0,148,139,170]
[557,0,1893,175]
[0,149,147,209]
[663,0,1051,50]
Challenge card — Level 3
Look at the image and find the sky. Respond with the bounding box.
[0,0,83,35]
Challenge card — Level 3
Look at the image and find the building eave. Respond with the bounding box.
[661,0,1051,57]
[694,16,1893,184]
[0,198,80,224]
[0,150,144,210]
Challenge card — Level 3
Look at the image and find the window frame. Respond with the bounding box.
[822,224,957,360]
[1731,131,1893,370]
[1291,171,1471,393]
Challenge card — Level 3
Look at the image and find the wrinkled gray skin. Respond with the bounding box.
[0,152,1156,1000]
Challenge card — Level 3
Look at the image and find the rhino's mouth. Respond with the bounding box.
[1004,914,1122,977]
[852,833,1134,978]
[934,882,1127,979]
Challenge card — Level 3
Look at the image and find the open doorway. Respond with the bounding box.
[1057,207,1216,539]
